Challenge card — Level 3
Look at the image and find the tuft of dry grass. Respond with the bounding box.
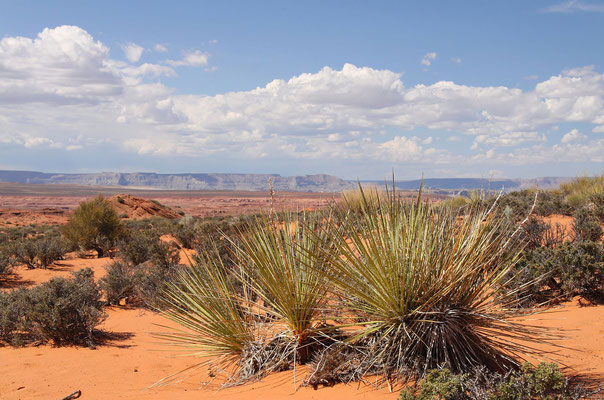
[561,173,604,209]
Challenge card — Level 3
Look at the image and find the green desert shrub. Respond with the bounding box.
[509,241,603,304]
[99,261,139,306]
[61,194,123,257]
[35,236,67,268]
[0,247,14,278]
[0,224,61,246]
[136,242,181,308]
[0,268,105,347]
[123,216,174,237]
[10,238,37,269]
[572,207,603,242]
[0,290,27,345]
[520,217,550,250]
[519,218,568,250]
[399,369,469,400]
[398,363,593,400]
[171,215,199,249]
[10,236,66,269]
[589,192,604,223]
[117,230,159,265]
[101,241,181,308]
[485,189,570,221]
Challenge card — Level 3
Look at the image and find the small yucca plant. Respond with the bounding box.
[231,211,331,362]
[316,184,551,379]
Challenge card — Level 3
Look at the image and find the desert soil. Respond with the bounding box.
[1,187,603,399]
[0,183,339,227]
[1,251,602,399]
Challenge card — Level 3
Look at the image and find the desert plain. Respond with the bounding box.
[0,183,602,400]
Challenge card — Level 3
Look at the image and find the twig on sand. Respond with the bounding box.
[61,390,81,400]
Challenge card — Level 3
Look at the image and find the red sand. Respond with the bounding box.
[1,255,602,399]
[1,188,602,400]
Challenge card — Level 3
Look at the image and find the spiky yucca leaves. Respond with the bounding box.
[318,185,550,379]
[232,212,331,361]
[155,251,256,383]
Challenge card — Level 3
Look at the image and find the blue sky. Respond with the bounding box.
[0,1,603,180]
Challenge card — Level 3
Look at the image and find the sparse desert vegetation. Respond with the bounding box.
[0,179,602,399]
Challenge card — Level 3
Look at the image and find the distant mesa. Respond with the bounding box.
[0,170,355,192]
[0,170,571,193]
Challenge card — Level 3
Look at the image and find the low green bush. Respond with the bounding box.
[136,241,181,308]
[61,194,123,257]
[171,215,199,249]
[520,217,550,250]
[10,236,67,269]
[561,174,604,211]
[0,247,14,278]
[572,207,603,242]
[100,241,180,308]
[149,240,180,270]
[589,192,604,223]
[398,363,595,400]
[99,261,139,306]
[507,241,603,304]
[399,369,468,400]
[123,216,174,237]
[0,268,105,347]
[484,190,571,221]
[10,238,37,269]
[0,224,61,246]
[117,230,159,265]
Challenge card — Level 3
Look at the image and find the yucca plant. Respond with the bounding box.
[155,251,256,385]
[231,211,332,363]
[315,183,552,380]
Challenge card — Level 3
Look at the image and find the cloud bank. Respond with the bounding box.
[0,26,602,177]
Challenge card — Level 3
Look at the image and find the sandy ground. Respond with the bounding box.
[1,254,603,399]
[1,188,602,400]
[0,183,341,227]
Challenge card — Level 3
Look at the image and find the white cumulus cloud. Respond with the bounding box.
[1,25,604,177]
[421,52,437,67]
[122,42,144,63]
[166,50,210,67]
[561,128,587,143]
[153,43,167,53]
